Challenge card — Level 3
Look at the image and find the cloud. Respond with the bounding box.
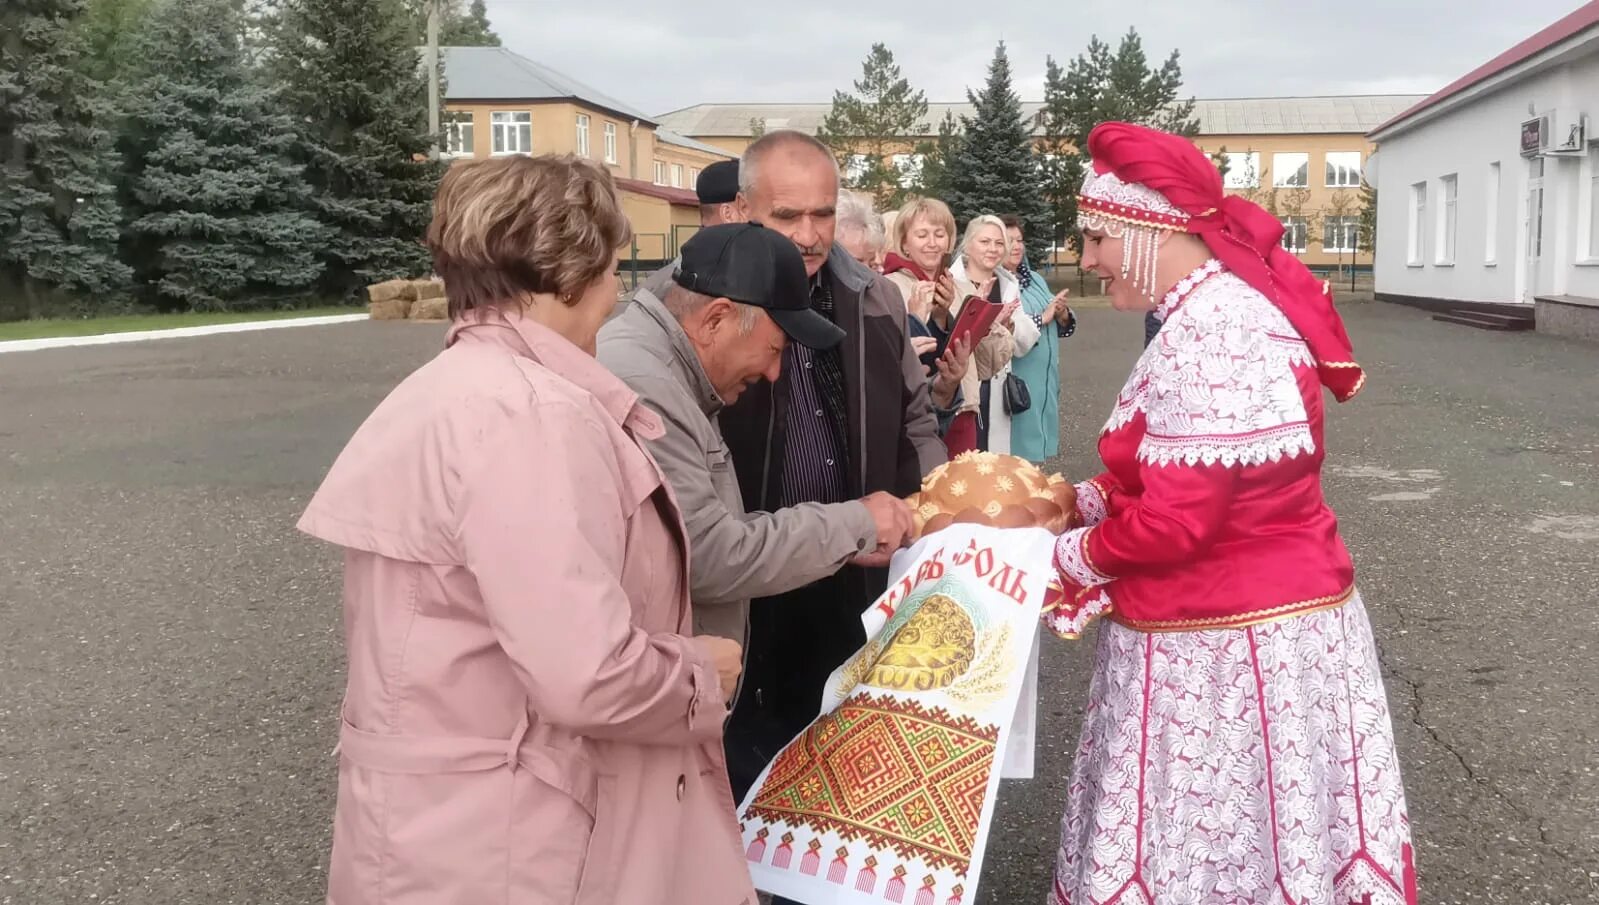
[483,0,1586,114]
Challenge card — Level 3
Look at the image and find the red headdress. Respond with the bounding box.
[1079,122,1365,402]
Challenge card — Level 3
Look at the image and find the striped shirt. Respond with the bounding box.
[778,280,849,507]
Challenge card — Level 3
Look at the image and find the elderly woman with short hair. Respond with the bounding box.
[298,154,753,905]
[835,189,887,271]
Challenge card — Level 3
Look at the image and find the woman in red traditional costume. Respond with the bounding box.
[1043,122,1417,905]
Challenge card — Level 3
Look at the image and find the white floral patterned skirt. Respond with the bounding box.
[1050,593,1417,905]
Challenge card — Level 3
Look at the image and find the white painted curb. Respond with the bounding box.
[0,313,371,355]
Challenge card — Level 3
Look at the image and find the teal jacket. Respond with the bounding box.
[1008,261,1062,463]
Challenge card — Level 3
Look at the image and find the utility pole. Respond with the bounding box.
[426,0,441,160]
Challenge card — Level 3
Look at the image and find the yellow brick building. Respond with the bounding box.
[440,47,734,264]
[658,96,1424,271]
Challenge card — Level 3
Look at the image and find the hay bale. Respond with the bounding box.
[367,279,416,303]
[412,279,446,301]
[369,298,412,320]
[409,296,448,321]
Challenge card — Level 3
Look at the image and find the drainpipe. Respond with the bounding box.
[629,120,639,180]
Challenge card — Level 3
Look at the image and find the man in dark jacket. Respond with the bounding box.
[718,130,946,798]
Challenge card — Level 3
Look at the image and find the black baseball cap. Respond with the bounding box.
[695,160,740,205]
[673,223,845,350]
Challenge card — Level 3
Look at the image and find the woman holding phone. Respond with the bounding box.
[881,197,972,437]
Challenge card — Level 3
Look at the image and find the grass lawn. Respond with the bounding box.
[0,306,361,342]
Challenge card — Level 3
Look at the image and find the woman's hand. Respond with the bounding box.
[908,280,936,321]
[998,300,1020,329]
[933,272,957,312]
[931,336,971,408]
[976,277,996,300]
[1050,289,1072,323]
[910,335,940,358]
[692,635,744,701]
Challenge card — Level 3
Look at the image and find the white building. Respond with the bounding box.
[1368,1,1599,338]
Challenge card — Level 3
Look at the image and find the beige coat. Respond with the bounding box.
[596,289,878,650]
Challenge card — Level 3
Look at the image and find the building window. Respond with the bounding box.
[1323,216,1359,254]
[575,113,590,157]
[603,122,617,163]
[1273,153,1309,188]
[1437,174,1458,265]
[1485,162,1500,265]
[689,167,700,186]
[892,153,926,187]
[1222,151,1260,189]
[491,111,531,155]
[1408,182,1427,265]
[442,111,474,157]
[1279,216,1309,253]
[671,163,685,188]
[653,160,668,185]
[1325,151,1362,188]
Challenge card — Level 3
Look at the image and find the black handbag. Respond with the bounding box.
[1002,372,1031,415]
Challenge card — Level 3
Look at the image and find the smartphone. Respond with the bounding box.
[937,250,956,277]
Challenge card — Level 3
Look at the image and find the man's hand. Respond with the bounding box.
[852,491,914,567]
[691,635,744,701]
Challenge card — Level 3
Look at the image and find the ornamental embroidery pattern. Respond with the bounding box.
[745,693,1000,875]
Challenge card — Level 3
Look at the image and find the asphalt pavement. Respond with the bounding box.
[0,302,1595,904]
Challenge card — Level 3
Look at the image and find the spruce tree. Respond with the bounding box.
[441,0,499,46]
[120,0,328,311]
[273,0,440,298]
[945,42,1053,265]
[74,0,157,84]
[1038,29,1197,254]
[916,110,962,203]
[817,44,929,208]
[0,0,131,317]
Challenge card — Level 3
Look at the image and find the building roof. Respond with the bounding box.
[440,46,656,125]
[615,177,698,207]
[1370,1,1599,139]
[654,128,737,159]
[655,95,1426,138]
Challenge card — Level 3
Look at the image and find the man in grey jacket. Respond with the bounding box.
[597,223,915,651]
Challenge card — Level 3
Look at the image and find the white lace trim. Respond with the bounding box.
[1080,169,1186,219]
[1074,480,1108,527]
[1157,259,1223,321]
[1043,587,1112,639]
[1140,423,1317,468]
[1102,271,1318,469]
[1055,526,1112,588]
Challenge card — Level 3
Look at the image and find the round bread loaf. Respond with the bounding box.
[907,451,1081,538]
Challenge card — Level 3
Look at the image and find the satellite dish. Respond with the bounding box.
[1363,151,1380,187]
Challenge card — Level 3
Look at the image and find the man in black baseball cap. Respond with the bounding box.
[597,222,916,724]
[672,222,844,352]
[695,160,741,227]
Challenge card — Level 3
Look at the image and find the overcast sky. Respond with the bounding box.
[480,0,1588,115]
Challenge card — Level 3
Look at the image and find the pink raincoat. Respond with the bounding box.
[298,307,756,905]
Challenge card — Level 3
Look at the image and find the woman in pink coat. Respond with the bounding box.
[298,154,754,905]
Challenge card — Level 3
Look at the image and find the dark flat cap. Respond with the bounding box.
[695,160,740,205]
[674,223,844,350]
